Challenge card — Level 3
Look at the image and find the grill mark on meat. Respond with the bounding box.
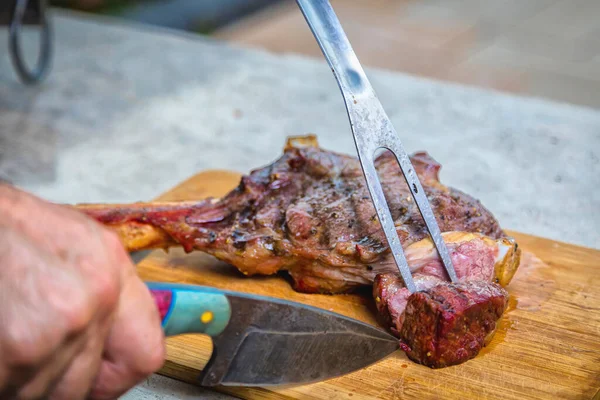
[84,136,507,293]
[348,190,368,254]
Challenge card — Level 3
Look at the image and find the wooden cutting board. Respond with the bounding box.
[135,170,600,400]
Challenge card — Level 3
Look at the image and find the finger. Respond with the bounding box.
[88,276,165,400]
[48,317,113,400]
[0,229,94,398]
[11,332,87,400]
[46,228,131,400]
[2,188,122,292]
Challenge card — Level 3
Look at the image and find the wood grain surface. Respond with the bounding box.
[134,170,600,400]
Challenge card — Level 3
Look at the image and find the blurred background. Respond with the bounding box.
[42,0,600,109]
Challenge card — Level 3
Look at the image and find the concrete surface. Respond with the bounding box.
[214,0,600,109]
[118,0,283,32]
[121,374,232,399]
[0,8,599,399]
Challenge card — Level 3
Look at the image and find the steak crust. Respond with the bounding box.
[399,281,508,368]
[79,135,508,294]
[373,231,517,368]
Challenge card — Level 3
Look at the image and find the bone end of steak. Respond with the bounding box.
[284,134,320,150]
[494,236,521,287]
[72,201,212,252]
[399,281,508,368]
[106,221,177,251]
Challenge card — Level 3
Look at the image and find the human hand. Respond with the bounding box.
[0,184,165,399]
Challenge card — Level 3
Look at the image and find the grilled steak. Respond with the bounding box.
[399,281,508,368]
[373,231,516,367]
[75,135,521,368]
[77,135,515,292]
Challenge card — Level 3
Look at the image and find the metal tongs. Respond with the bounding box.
[296,0,457,292]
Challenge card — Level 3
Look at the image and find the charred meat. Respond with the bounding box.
[76,135,516,293]
[75,135,521,368]
[399,281,508,368]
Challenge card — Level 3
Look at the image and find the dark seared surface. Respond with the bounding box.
[184,138,504,293]
[399,281,508,368]
[87,137,506,294]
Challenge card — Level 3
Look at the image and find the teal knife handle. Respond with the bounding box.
[146,282,231,337]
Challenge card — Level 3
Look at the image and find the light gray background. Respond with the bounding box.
[1,9,598,399]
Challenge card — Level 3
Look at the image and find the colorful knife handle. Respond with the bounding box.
[146,282,231,337]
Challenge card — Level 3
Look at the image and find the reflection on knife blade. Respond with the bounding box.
[146,282,399,386]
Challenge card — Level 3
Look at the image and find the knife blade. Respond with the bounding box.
[146,282,399,387]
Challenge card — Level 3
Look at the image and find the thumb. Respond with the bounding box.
[89,276,165,399]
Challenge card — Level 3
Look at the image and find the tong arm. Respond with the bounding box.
[296,0,458,291]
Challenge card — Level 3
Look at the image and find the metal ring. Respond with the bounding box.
[9,0,53,84]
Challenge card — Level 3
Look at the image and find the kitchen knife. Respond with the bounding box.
[146,282,399,387]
